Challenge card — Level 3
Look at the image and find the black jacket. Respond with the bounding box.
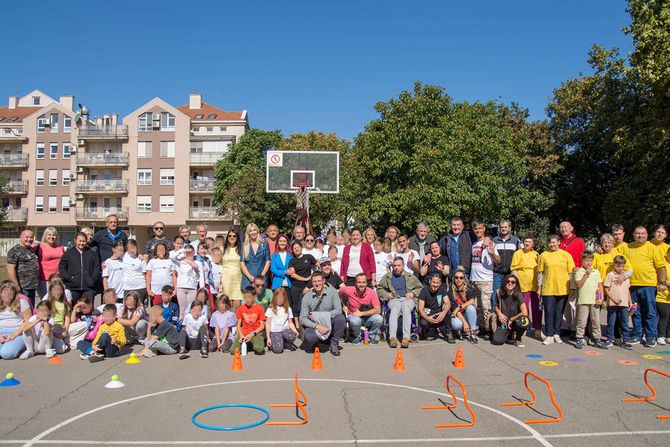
[59,247,101,292]
[408,234,437,255]
[438,232,473,274]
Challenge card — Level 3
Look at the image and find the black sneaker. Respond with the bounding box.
[330,346,340,356]
[179,353,190,360]
[445,332,455,344]
[483,333,491,341]
[88,353,105,363]
[646,339,657,348]
[200,351,208,358]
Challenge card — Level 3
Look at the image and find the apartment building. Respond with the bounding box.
[0,90,247,252]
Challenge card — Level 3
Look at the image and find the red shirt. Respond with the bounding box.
[560,234,585,268]
[236,303,266,336]
[340,286,380,314]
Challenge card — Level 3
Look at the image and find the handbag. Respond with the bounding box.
[492,326,510,345]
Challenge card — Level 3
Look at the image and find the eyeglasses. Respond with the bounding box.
[454,276,465,279]
[254,284,264,288]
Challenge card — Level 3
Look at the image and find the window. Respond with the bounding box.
[50,113,59,132]
[0,117,4,122]
[137,195,151,213]
[49,170,58,186]
[32,96,40,105]
[207,114,217,119]
[160,141,175,158]
[35,196,44,213]
[137,169,152,186]
[50,144,58,159]
[160,168,175,185]
[219,126,227,132]
[195,114,204,120]
[206,127,213,132]
[48,196,57,213]
[61,196,70,212]
[36,170,44,186]
[63,116,72,133]
[62,169,71,186]
[159,195,175,212]
[138,112,153,132]
[36,144,45,159]
[63,143,71,159]
[138,141,152,158]
[160,112,175,130]
[37,115,46,132]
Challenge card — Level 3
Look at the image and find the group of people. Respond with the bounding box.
[1,214,668,363]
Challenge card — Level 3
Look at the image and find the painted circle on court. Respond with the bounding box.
[566,357,585,363]
[526,354,543,359]
[642,354,662,360]
[657,350,670,356]
[618,360,638,365]
[539,361,559,366]
[584,350,603,356]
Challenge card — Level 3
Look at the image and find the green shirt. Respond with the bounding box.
[574,268,602,305]
[255,289,273,311]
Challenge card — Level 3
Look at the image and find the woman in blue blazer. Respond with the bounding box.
[271,234,293,290]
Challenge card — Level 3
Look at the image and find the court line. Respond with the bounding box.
[21,378,551,447]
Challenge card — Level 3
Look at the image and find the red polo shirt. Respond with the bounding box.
[560,234,585,268]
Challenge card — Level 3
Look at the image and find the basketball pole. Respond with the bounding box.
[294,184,313,235]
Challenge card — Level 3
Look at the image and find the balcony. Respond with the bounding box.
[76,207,128,222]
[75,179,128,194]
[77,152,129,167]
[4,207,27,222]
[78,125,128,141]
[4,181,28,195]
[189,206,232,221]
[189,179,215,193]
[0,130,27,143]
[0,153,28,168]
[189,152,226,166]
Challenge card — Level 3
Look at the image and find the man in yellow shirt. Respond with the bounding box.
[620,226,668,347]
[611,224,627,254]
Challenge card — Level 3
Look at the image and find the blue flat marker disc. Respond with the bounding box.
[525,354,543,359]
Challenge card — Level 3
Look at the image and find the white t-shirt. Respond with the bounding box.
[27,315,54,339]
[279,252,289,286]
[303,248,323,260]
[42,289,73,303]
[123,253,147,291]
[347,245,364,277]
[102,257,125,297]
[331,259,341,276]
[147,258,176,293]
[211,263,222,294]
[470,240,499,282]
[374,252,393,283]
[183,313,208,338]
[265,306,293,332]
[97,303,123,316]
[0,300,30,330]
[176,259,199,290]
[394,249,420,274]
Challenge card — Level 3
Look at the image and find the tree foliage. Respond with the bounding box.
[0,174,7,225]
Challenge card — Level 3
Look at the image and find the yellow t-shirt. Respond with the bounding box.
[538,250,575,296]
[653,241,670,303]
[593,251,631,280]
[620,241,665,287]
[613,241,627,255]
[51,300,67,327]
[92,321,127,348]
[510,249,539,293]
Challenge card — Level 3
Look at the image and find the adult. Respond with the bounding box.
[363,227,377,247]
[58,232,101,302]
[611,224,626,253]
[270,234,293,290]
[292,225,306,246]
[36,227,65,297]
[265,224,280,255]
[288,241,317,330]
[470,220,500,339]
[302,234,323,260]
[558,221,586,268]
[220,230,244,309]
[652,225,669,257]
[179,225,192,246]
[190,224,208,253]
[417,274,454,343]
[491,274,529,348]
[537,234,575,345]
[240,224,271,290]
[492,219,521,306]
[620,226,667,347]
[91,214,128,264]
[253,275,273,311]
[384,226,400,253]
[594,234,633,279]
[511,236,542,338]
[409,222,437,259]
[145,221,174,259]
[300,271,346,356]
[448,266,479,343]
[419,240,450,285]
[0,281,32,359]
[6,229,39,305]
[66,226,94,250]
[439,217,473,278]
[318,257,344,290]
[339,273,383,344]
[377,257,422,348]
[394,233,420,276]
[340,229,376,286]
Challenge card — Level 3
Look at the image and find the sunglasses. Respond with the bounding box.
[305,239,315,242]
[154,227,164,230]
[505,280,517,284]
[228,234,237,238]
[454,276,465,279]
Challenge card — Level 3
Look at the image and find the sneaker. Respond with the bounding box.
[658,337,667,346]
[642,335,647,344]
[425,333,437,341]
[575,338,584,349]
[645,339,657,348]
[539,331,547,341]
[603,339,613,349]
[330,345,340,356]
[613,338,623,347]
[445,332,456,344]
[370,337,379,345]
[515,340,525,348]
[179,353,190,360]
[79,353,89,360]
[542,337,554,345]
[351,336,362,345]
[629,338,641,345]
[45,348,56,359]
[401,338,410,348]
[389,337,398,348]
[597,341,608,350]
[527,328,536,338]
[483,333,491,341]
[623,342,634,350]
[19,350,34,360]
[88,353,105,363]
[200,351,208,358]
[554,334,563,344]
[468,334,479,344]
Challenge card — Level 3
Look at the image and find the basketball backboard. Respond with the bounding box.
[266,150,339,194]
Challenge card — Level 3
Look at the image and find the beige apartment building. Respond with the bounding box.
[0,90,247,253]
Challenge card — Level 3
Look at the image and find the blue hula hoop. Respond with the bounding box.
[191,404,270,431]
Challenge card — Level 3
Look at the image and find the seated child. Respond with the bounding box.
[265,288,299,354]
[67,297,101,349]
[159,285,180,329]
[42,273,73,303]
[44,279,70,345]
[179,301,209,359]
[19,301,67,359]
[230,287,266,355]
[185,288,210,319]
[142,305,180,357]
[97,288,123,316]
[209,295,236,353]
[117,291,148,344]
[77,303,126,363]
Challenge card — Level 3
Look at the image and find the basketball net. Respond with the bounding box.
[293,184,313,235]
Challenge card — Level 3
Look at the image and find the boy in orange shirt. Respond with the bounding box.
[230,287,266,355]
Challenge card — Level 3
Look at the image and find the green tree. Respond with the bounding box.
[0,173,8,225]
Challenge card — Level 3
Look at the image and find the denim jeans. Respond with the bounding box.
[77,333,119,357]
[542,295,567,337]
[492,272,505,311]
[607,306,630,341]
[0,328,26,359]
[347,314,383,340]
[631,286,658,340]
[451,305,478,332]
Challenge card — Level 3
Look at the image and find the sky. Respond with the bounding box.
[1,1,632,141]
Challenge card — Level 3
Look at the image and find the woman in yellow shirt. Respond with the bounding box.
[511,236,541,336]
[537,234,575,345]
[653,226,670,345]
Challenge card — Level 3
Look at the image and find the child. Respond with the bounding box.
[44,279,70,344]
[97,288,122,316]
[265,288,299,354]
[604,255,634,349]
[159,285,180,329]
[117,291,148,344]
[67,297,101,349]
[373,237,392,286]
[77,304,126,363]
[209,295,237,353]
[210,247,223,296]
[102,240,126,301]
[657,247,670,346]
[185,288,210,319]
[328,245,341,277]
[214,234,225,248]
[142,306,180,357]
[123,239,148,306]
[573,251,606,349]
[146,242,177,305]
[179,301,209,359]
[19,301,66,359]
[175,245,200,320]
[230,287,266,355]
[41,273,73,303]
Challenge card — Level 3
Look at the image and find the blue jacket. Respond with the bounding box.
[161,302,181,331]
[271,252,293,290]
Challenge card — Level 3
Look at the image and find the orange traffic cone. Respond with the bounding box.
[393,348,405,371]
[311,347,323,370]
[47,356,64,364]
[231,348,244,371]
[453,345,465,369]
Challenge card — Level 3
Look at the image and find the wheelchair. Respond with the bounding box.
[378,300,420,343]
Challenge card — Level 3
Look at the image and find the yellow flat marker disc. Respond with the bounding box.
[642,354,663,360]
[538,361,559,366]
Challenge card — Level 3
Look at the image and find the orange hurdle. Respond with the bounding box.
[502,371,563,424]
[622,368,670,420]
[421,375,476,428]
[267,373,309,426]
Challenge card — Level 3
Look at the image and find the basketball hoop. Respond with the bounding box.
[292,183,312,235]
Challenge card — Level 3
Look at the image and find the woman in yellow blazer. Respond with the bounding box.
[511,236,541,337]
